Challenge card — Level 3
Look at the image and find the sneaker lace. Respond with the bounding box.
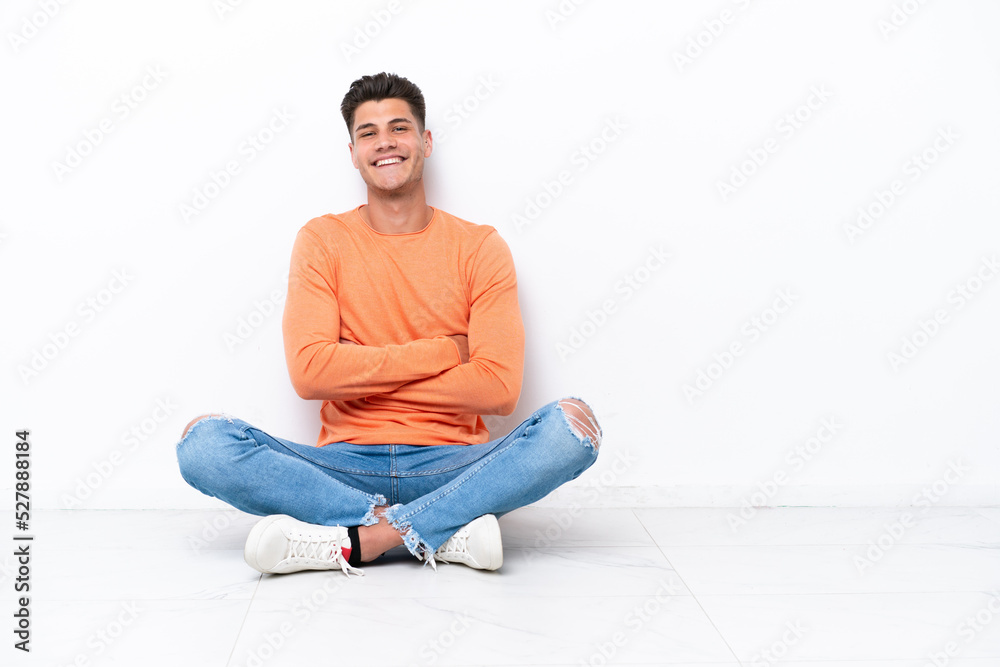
[433,527,471,565]
[415,526,471,571]
[287,534,363,577]
[439,528,470,555]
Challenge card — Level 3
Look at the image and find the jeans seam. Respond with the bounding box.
[269,442,391,477]
[392,447,506,476]
[290,445,488,477]
[390,421,536,524]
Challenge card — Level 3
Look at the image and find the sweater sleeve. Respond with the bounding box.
[282,226,462,401]
[362,230,525,415]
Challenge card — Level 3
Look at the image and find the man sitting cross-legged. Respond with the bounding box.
[175,72,602,576]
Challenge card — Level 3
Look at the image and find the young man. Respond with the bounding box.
[176,73,602,576]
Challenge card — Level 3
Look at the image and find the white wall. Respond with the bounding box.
[3,0,998,510]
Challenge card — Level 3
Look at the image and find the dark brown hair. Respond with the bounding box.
[340,72,426,142]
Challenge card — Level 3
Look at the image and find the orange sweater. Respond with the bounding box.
[282,206,525,446]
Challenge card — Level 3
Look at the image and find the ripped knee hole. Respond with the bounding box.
[558,398,602,448]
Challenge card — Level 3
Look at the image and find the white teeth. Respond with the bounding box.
[376,157,403,167]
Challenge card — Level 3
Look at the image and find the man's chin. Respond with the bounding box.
[364,176,423,198]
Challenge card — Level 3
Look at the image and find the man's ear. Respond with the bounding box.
[349,141,359,169]
[422,129,433,158]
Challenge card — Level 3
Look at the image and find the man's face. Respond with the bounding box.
[349,98,432,196]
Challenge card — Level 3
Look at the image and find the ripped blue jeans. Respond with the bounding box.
[175,398,600,560]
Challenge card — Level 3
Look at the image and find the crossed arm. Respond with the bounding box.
[282,227,525,416]
[340,334,468,363]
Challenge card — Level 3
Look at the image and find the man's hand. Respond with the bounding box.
[341,336,468,364]
[446,334,469,364]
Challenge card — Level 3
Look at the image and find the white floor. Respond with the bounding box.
[3,507,999,666]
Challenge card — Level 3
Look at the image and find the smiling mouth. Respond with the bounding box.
[374,157,405,167]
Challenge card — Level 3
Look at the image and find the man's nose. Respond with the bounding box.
[374,132,396,150]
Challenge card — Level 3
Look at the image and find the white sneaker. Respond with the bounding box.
[244,515,363,576]
[428,514,503,571]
